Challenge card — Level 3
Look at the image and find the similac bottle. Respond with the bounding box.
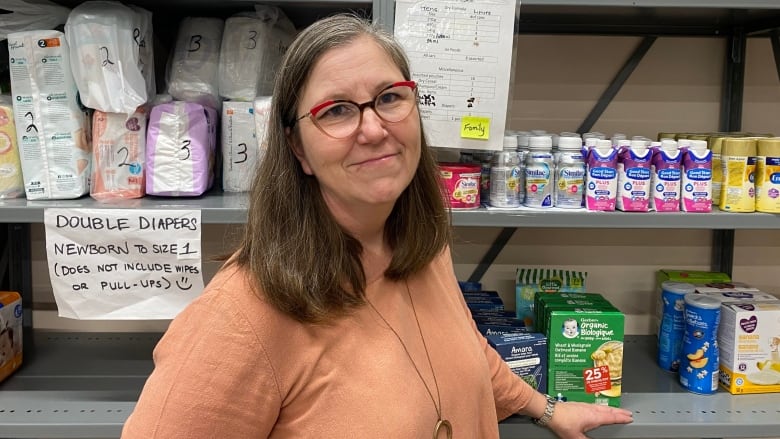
[616,140,653,211]
[719,137,757,212]
[490,135,522,207]
[681,139,713,212]
[650,139,682,212]
[554,136,585,209]
[524,135,554,208]
[585,139,618,211]
[755,137,780,213]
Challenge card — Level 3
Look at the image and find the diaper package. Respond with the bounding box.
[168,17,224,110]
[91,109,148,201]
[65,1,147,114]
[146,101,217,196]
[130,5,156,100]
[0,97,24,198]
[217,7,296,100]
[7,30,91,200]
[222,101,258,192]
[0,291,23,384]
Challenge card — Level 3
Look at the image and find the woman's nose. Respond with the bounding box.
[356,107,387,143]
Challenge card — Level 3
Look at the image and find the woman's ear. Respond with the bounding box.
[286,127,314,175]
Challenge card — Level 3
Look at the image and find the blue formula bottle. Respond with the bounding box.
[679,294,721,394]
[657,281,696,372]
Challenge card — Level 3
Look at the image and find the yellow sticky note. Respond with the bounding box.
[460,116,490,140]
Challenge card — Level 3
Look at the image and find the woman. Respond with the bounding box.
[122,14,632,438]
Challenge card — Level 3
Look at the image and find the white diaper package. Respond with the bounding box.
[65,1,147,115]
[146,101,217,196]
[217,8,295,101]
[129,5,156,100]
[7,30,91,200]
[90,109,148,201]
[0,97,24,199]
[222,101,257,192]
[168,17,224,110]
[253,95,271,153]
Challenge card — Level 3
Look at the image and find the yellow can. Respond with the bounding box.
[756,138,780,213]
[719,138,757,212]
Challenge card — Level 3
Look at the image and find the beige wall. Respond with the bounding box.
[27,35,780,333]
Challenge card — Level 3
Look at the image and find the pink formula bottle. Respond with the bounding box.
[681,140,713,212]
[585,140,619,211]
[650,139,682,212]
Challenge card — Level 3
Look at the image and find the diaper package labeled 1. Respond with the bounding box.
[7,30,91,200]
[719,300,780,394]
[146,101,217,196]
[0,291,23,384]
[516,268,587,329]
[91,108,148,201]
[0,97,24,198]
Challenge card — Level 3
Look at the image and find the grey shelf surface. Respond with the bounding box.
[3,193,780,228]
[1,333,778,438]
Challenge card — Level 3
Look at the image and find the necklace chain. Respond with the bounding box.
[366,280,444,423]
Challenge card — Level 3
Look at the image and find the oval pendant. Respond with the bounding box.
[433,419,453,439]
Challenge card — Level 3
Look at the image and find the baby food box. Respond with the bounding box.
[0,291,23,383]
[718,300,780,394]
[487,332,548,393]
[516,268,587,329]
[546,307,624,407]
[535,292,611,334]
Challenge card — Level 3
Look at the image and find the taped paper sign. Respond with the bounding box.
[44,208,204,319]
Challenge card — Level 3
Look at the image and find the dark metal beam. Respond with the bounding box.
[711,229,735,277]
[7,224,33,329]
[467,227,516,283]
[770,30,780,84]
[719,29,746,132]
[577,36,656,134]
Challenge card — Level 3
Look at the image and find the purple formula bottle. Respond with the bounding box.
[650,139,682,212]
[681,140,713,212]
[585,140,618,211]
[616,140,653,212]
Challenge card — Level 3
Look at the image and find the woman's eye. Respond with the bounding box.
[318,103,356,120]
[377,92,401,105]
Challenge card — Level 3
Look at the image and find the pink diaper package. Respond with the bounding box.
[146,101,217,196]
[91,109,148,201]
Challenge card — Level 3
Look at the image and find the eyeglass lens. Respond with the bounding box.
[312,85,416,138]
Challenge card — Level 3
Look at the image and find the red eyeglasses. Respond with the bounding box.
[292,80,418,139]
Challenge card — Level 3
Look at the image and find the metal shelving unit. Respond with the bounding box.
[2,333,778,439]
[2,0,780,438]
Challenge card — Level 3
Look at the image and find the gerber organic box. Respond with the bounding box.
[487,332,548,393]
[546,307,624,407]
[0,291,23,383]
[718,300,780,394]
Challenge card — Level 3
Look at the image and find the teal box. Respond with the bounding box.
[487,332,548,393]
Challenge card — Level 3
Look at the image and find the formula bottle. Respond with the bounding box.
[755,138,780,213]
[524,135,554,208]
[585,140,618,211]
[490,135,522,207]
[680,140,712,212]
[616,140,652,212]
[709,135,727,206]
[719,137,757,212]
[679,294,721,394]
[554,136,585,209]
[650,139,682,212]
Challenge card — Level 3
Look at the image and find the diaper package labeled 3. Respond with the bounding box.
[146,101,217,196]
[168,17,224,109]
[65,1,147,114]
[91,109,148,201]
[0,291,23,384]
[0,97,24,198]
[222,101,258,192]
[7,30,91,200]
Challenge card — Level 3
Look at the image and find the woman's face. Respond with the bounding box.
[289,35,421,218]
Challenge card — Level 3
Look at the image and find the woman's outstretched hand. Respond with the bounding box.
[547,401,634,439]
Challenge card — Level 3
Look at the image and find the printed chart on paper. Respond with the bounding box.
[395,0,517,151]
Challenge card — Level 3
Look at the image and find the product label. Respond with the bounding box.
[755,156,780,213]
[524,159,552,208]
[554,164,585,208]
[681,157,712,213]
[586,166,617,211]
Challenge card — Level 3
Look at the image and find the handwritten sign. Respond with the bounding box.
[43,208,204,319]
[460,116,490,140]
[395,0,516,151]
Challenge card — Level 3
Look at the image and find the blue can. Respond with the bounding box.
[657,281,696,372]
[679,294,721,394]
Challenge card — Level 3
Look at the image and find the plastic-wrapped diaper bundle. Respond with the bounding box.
[65,1,147,114]
[217,7,296,100]
[0,97,24,198]
[222,101,257,192]
[90,109,147,201]
[129,5,156,100]
[7,30,91,200]
[168,17,224,110]
[146,102,217,196]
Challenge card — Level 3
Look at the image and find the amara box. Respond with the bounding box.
[487,332,548,393]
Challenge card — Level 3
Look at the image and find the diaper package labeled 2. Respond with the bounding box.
[91,109,148,201]
[146,102,217,196]
[7,30,91,200]
[0,291,23,384]
[0,98,24,198]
